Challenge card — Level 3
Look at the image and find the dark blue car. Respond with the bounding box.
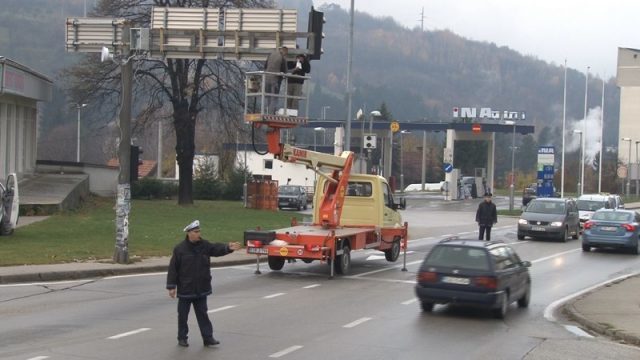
[415,239,531,318]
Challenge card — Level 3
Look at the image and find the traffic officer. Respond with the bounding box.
[475,192,498,240]
[166,220,242,347]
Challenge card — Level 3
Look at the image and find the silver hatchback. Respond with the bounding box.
[517,198,580,242]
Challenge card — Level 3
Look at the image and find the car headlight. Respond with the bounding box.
[518,219,528,225]
[550,221,563,227]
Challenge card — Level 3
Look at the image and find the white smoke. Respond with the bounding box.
[566,107,603,165]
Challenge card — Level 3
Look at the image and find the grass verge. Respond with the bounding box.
[0,197,296,266]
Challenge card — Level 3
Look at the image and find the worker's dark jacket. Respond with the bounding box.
[166,239,233,298]
[287,58,310,84]
[475,201,497,226]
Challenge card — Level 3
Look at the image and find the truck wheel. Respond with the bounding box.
[268,256,285,271]
[384,239,401,262]
[420,301,434,312]
[335,245,351,275]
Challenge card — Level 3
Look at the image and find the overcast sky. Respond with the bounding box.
[315,0,639,79]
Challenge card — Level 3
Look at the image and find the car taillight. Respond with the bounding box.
[417,271,438,283]
[584,221,594,230]
[247,240,263,247]
[474,276,497,289]
[622,224,636,232]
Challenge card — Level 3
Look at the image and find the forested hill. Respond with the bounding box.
[0,0,619,146]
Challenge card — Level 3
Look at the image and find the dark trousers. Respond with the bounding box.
[478,225,492,240]
[177,296,213,341]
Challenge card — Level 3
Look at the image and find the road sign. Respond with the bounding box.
[443,163,453,173]
[618,166,628,179]
[443,147,453,163]
[390,121,400,133]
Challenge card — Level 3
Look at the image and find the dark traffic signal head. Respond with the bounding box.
[307,7,325,60]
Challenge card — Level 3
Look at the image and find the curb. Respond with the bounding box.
[0,258,262,284]
[562,276,640,347]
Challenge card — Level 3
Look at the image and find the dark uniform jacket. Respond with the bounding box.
[475,201,497,226]
[166,239,233,298]
[287,57,310,84]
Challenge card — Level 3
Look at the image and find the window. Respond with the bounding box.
[346,182,372,197]
[489,246,516,270]
[426,246,490,270]
[264,159,273,169]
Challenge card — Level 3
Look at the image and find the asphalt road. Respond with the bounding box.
[2,200,640,360]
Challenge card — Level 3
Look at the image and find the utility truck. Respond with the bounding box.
[0,173,19,236]
[243,72,408,277]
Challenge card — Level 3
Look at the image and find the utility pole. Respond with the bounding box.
[345,0,355,153]
[157,120,162,178]
[114,30,132,264]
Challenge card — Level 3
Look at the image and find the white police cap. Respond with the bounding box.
[183,220,200,232]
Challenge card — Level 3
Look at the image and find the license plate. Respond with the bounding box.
[531,226,546,232]
[442,276,470,285]
[247,247,268,255]
[600,226,617,232]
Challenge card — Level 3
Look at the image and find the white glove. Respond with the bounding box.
[296,61,302,70]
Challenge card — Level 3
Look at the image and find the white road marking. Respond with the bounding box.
[107,328,151,339]
[441,234,454,238]
[351,260,422,277]
[343,317,372,328]
[401,298,418,305]
[365,255,387,261]
[458,231,473,235]
[27,356,50,360]
[0,280,92,288]
[104,272,166,280]
[544,272,639,322]
[208,305,237,313]
[509,240,530,245]
[564,324,594,338]
[303,284,321,289]
[531,248,581,264]
[263,292,286,299]
[269,345,303,358]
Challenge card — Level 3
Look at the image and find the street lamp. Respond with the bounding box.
[622,137,632,195]
[505,120,516,211]
[76,103,88,162]
[367,110,382,174]
[574,130,583,195]
[322,106,330,121]
[400,130,410,192]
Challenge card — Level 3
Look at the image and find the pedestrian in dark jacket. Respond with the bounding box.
[286,54,310,109]
[476,193,497,240]
[166,220,241,348]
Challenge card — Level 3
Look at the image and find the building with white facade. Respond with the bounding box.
[616,48,640,186]
[0,57,52,180]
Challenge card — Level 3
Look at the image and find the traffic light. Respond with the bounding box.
[364,134,377,149]
[130,145,142,183]
[307,7,325,60]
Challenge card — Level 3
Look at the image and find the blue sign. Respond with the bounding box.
[443,163,453,173]
[537,165,555,197]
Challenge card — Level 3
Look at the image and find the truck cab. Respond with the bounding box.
[314,174,403,228]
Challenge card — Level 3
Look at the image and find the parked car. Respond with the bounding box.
[277,185,308,210]
[414,239,531,319]
[517,198,580,241]
[522,186,537,206]
[611,194,625,209]
[577,194,615,228]
[582,209,640,254]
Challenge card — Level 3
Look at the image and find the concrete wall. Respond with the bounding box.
[617,48,640,169]
[36,162,118,197]
[0,96,38,180]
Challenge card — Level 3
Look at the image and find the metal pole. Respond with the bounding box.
[599,79,604,193]
[76,105,81,163]
[421,130,426,191]
[581,67,589,195]
[579,132,583,195]
[345,0,355,152]
[157,120,162,178]
[628,140,632,196]
[509,122,515,211]
[636,141,639,196]
[400,132,404,192]
[561,59,567,197]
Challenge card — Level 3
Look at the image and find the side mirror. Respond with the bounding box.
[521,261,531,268]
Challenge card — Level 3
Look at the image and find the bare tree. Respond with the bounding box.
[62,0,272,204]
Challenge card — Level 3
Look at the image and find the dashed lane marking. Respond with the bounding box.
[263,292,286,299]
[303,284,321,289]
[343,317,372,328]
[269,345,304,358]
[532,248,581,264]
[107,328,151,339]
[27,357,50,360]
[401,298,418,305]
[208,305,237,313]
